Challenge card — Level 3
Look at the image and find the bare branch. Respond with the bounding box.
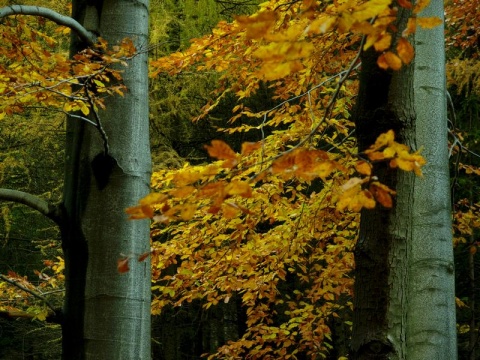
[0,5,97,45]
[0,188,62,225]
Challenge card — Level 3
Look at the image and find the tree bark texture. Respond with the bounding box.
[352,2,456,359]
[64,0,151,359]
[407,1,456,358]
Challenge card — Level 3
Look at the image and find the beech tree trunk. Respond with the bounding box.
[63,1,151,359]
[352,2,456,359]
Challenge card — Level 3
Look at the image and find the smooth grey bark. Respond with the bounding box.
[0,2,152,358]
[0,5,96,45]
[72,1,151,359]
[407,1,457,358]
[352,2,456,359]
[0,188,62,224]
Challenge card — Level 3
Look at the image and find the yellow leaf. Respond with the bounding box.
[352,0,392,23]
[140,192,168,206]
[226,180,252,197]
[383,146,396,158]
[373,130,395,149]
[253,42,315,62]
[63,103,73,112]
[80,102,89,116]
[416,17,443,29]
[374,33,392,52]
[308,15,336,34]
[236,11,276,39]
[258,60,304,81]
[180,204,196,221]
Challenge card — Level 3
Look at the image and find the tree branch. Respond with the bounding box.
[0,188,62,225]
[0,5,97,45]
[0,274,60,318]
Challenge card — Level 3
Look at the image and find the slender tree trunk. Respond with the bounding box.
[63,1,151,359]
[352,2,456,359]
[61,1,93,357]
[407,1,456,357]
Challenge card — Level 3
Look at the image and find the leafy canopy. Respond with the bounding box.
[128,0,431,357]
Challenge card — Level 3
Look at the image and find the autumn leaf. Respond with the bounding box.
[180,204,197,221]
[355,161,372,176]
[397,0,413,9]
[416,17,443,29]
[370,130,395,150]
[397,38,414,64]
[138,252,150,262]
[257,60,304,81]
[241,141,262,156]
[235,11,276,39]
[402,18,417,37]
[117,257,130,273]
[374,34,392,52]
[370,182,395,208]
[169,186,196,198]
[377,51,402,70]
[413,0,431,14]
[225,180,252,198]
[352,0,392,23]
[205,140,238,167]
[222,202,241,219]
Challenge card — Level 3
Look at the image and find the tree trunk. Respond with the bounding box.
[407,1,456,357]
[352,2,456,359]
[63,1,151,359]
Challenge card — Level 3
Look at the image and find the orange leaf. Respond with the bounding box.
[205,140,237,160]
[370,183,393,208]
[126,205,151,220]
[381,51,402,70]
[141,205,154,218]
[416,17,443,29]
[169,186,196,198]
[117,257,130,273]
[470,246,477,255]
[397,38,414,64]
[355,161,372,176]
[222,203,241,219]
[402,18,417,37]
[413,0,431,14]
[241,141,262,156]
[138,252,150,262]
[397,0,413,9]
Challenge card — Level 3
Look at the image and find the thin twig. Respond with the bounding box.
[84,86,109,155]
